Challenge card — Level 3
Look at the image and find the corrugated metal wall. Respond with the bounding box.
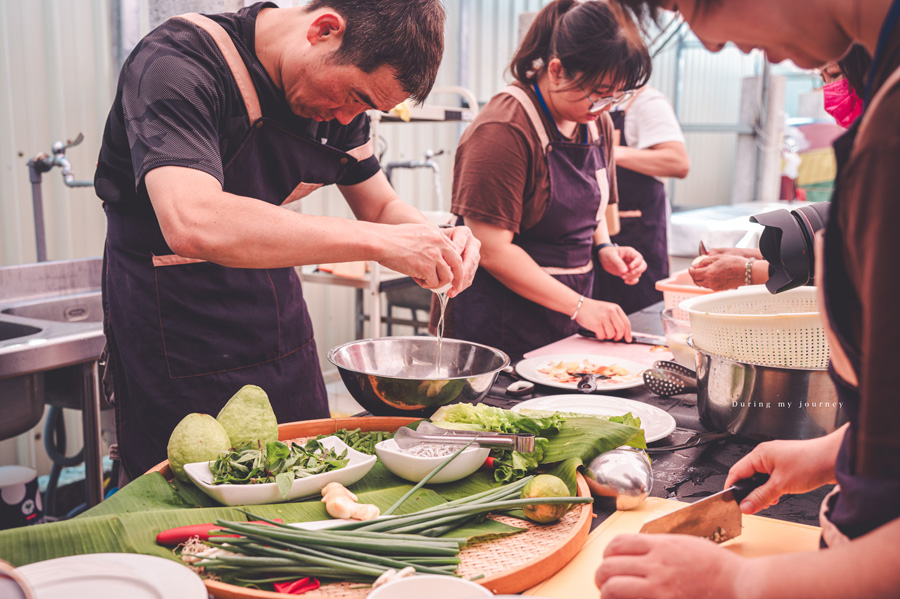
[0,0,114,267]
[1,2,814,469]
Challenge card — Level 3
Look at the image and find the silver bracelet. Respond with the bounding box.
[570,294,585,321]
[745,257,755,286]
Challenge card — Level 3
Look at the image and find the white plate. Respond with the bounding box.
[183,436,376,506]
[16,553,206,599]
[511,394,676,442]
[515,353,647,391]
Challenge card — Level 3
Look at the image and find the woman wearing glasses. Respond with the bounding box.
[443,0,652,360]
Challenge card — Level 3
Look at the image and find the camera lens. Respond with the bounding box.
[749,202,830,294]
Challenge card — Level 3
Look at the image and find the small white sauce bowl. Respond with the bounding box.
[375,438,490,484]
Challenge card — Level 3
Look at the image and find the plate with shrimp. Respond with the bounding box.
[515,354,646,391]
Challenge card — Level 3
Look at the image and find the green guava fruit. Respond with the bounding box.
[216,384,279,448]
[166,413,232,482]
[522,474,571,524]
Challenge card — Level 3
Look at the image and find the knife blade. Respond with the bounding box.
[639,473,769,543]
[577,327,666,346]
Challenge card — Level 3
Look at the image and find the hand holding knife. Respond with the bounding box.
[577,327,666,346]
[639,472,770,543]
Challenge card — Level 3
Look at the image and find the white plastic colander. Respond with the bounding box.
[679,285,830,369]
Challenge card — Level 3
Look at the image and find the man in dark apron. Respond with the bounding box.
[592,87,689,314]
[94,1,479,481]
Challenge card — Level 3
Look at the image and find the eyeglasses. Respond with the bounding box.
[578,82,637,113]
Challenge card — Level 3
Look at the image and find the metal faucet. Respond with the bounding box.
[384,149,444,208]
[27,133,95,262]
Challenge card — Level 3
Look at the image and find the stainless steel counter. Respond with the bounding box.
[0,258,106,507]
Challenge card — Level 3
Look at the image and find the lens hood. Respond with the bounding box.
[750,203,829,294]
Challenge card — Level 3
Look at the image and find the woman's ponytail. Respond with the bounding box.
[510,0,578,84]
[510,0,651,93]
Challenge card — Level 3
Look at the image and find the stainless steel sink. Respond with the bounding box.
[0,258,107,506]
[0,321,43,341]
[0,260,105,384]
[2,292,102,323]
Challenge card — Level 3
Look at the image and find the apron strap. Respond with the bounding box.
[504,85,604,149]
[503,85,551,152]
[814,231,858,387]
[586,120,601,144]
[174,13,263,125]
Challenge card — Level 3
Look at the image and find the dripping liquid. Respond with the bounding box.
[435,291,449,377]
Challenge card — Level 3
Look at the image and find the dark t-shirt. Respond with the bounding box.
[94,2,379,209]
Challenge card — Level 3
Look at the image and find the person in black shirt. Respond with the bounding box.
[95,0,480,481]
[596,2,900,598]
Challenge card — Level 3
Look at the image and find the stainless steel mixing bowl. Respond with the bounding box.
[327,337,510,416]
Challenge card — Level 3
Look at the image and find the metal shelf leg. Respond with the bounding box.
[81,360,104,507]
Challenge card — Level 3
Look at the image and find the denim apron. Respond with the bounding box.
[104,13,370,478]
[592,107,668,313]
[450,84,610,360]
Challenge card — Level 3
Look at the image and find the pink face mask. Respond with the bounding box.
[823,78,863,128]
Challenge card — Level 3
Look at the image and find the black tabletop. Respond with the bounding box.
[480,302,831,529]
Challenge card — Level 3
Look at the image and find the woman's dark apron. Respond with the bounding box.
[103,13,370,479]
[592,104,668,314]
[449,84,610,361]
[815,63,900,546]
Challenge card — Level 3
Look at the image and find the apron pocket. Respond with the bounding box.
[154,258,285,378]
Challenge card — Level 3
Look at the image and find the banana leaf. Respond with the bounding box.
[0,505,240,567]
[0,464,523,568]
[542,416,644,464]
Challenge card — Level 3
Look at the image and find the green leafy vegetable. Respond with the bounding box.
[314,428,394,455]
[431,404,645,483]
[431,403,565,435]
[210,439,349,499]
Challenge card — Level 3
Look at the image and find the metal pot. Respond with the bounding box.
[692,339,848,440]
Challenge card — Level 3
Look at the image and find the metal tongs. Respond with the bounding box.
[394,421,536,453]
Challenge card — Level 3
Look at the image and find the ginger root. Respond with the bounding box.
[321,482,380,521]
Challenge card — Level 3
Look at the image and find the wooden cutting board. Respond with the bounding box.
[524,497,822,598]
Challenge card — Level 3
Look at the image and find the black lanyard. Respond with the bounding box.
[864,0,900,105]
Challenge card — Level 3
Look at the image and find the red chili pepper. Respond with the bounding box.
[155,519,283,546]
[274,577,320,595]
[483,456,495,469]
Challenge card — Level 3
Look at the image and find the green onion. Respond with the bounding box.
[382,439,478,516]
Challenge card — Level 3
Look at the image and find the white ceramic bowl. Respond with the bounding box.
[183,436,376,506]
[367,574,491,599]
[375,438,490,484]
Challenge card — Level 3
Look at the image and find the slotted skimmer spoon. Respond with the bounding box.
[643,361,697,398]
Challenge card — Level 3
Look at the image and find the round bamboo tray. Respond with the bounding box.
[148,416,593,598]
